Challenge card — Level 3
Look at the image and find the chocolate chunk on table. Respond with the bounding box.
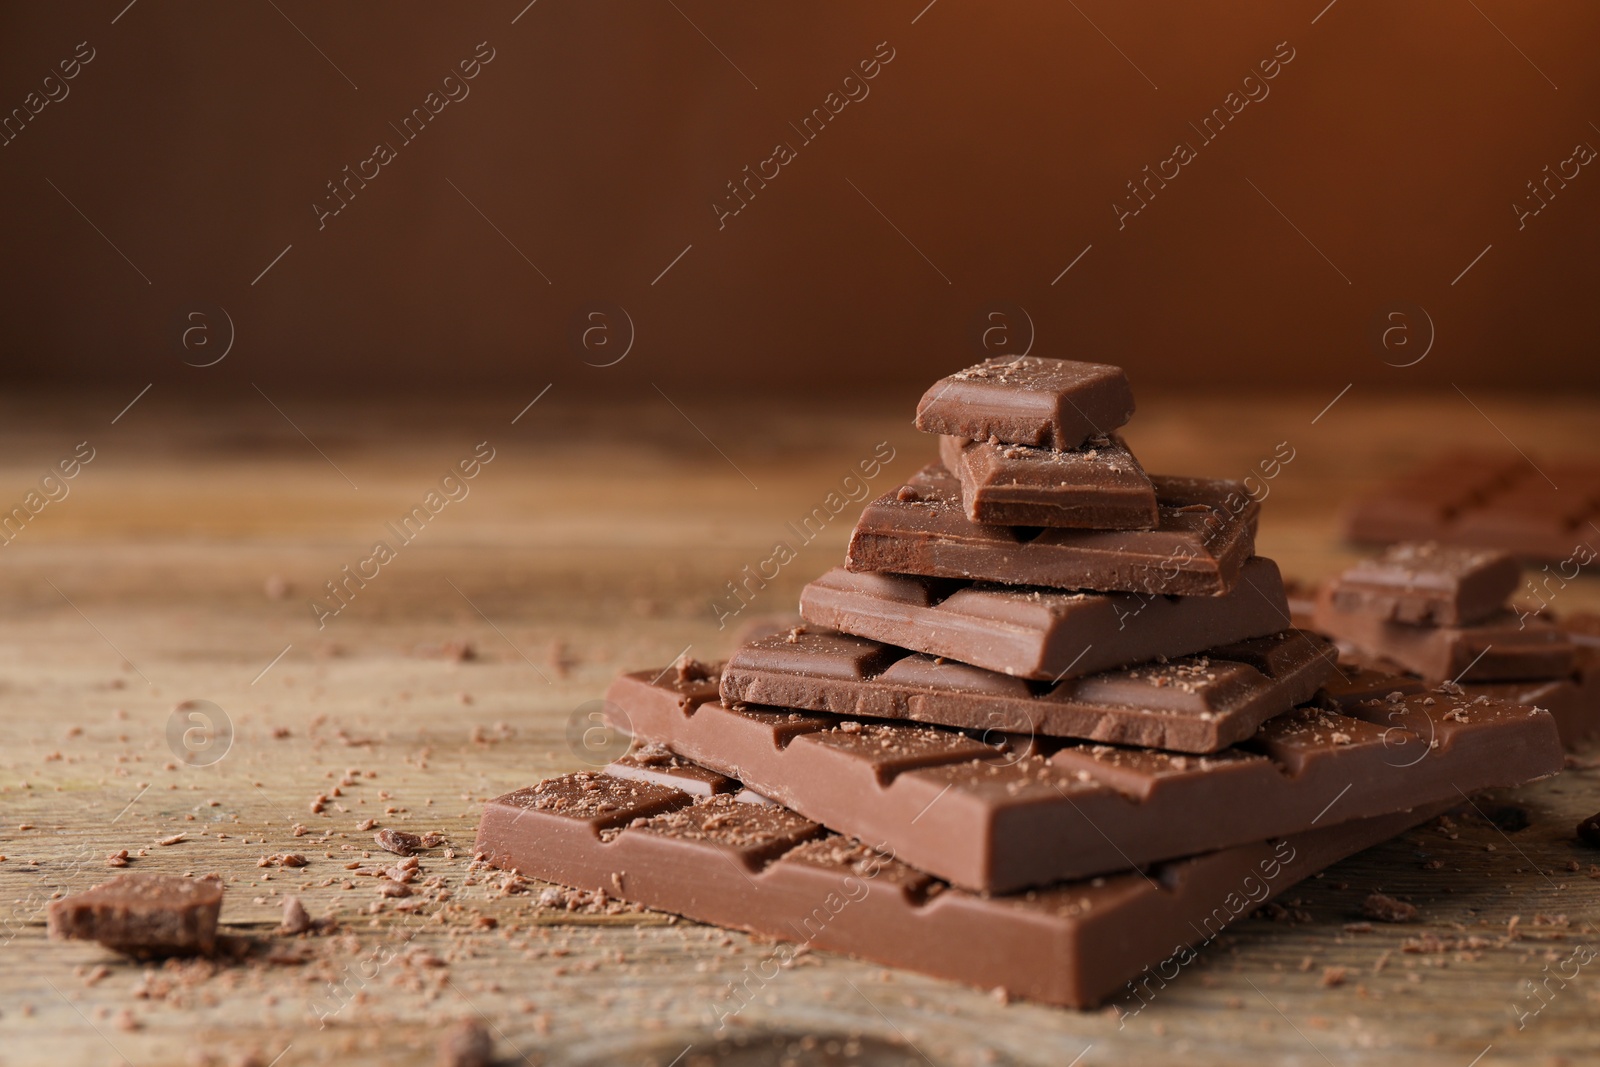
[799,556,1292,680]
[46,873,224,957]
[915,356,1135,451]
[1328,542,1521,626]
[937,432,1158,529]
[476,768,1448,1009]
[608,666,1560,892]
[1313,587,1576,685]
[718,627,1336,752]
[847,465,1258,596]
[1343,451,1600,561]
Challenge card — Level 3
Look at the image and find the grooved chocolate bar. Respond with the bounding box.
[1313,586,1576,685]
[847,465,1259,596]
[915,356,1135,451]
[1344,452,1600,560]
[1328,542,1521,626]
[607,664,1562,892]
[719,627,1336,752]
[937,433,1158,529]
[798,557,1291,681]
[475,768,1449,1009]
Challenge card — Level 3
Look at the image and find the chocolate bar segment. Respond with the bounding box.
[719,627,1335,752]
[1313,587,1576,685]
[1329,542,1521,626]
[1344,452,1600,561]
[915,356,1135,451]
[847,465,1258,596]
[799,557,1291,681]
[610,667,1560,891]
[46,873,224,957]
[476,768,1448,1008]
[1464,675,1599,750]
[937,433,1158,529]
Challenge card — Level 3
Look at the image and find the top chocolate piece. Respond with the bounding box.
[1329,542,1521,626]
[915,357,1135,451]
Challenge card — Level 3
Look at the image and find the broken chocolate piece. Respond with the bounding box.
[47,873,224,957]
[798,557,1292,680]
[719,627,1336,753]
[1313,586,1576,685]
[937,432,1158,529]
[847,465,1259,596]
[915,356,1135,451]
[1329,542,1521,626]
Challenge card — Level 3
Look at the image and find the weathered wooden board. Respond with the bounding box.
[0,389,1596,1066]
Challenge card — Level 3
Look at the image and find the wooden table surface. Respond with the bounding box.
[1,387,1597,1067]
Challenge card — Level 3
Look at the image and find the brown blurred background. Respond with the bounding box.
[1,0,1597,398]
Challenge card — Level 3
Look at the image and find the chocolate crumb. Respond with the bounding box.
[279,896,311,936]
[437,1018,494,1067]
[375,829,422,856]
[1362,892,1418,923]
[1577,812,1600,849]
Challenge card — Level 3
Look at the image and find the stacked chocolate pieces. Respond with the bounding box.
[1312,541,1600,747]
[475,358,1565,1010]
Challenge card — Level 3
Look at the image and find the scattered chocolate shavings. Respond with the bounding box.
[1320,966,1347,987]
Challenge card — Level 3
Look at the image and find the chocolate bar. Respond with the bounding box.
[1562,611,1600,648]
[1344,452,1600,561]
[937,433,1158,529]
[47,873,223,957]
[847,465,1258,596]
[1315,662,1426,705]
[798,557,1292,681]
[475,767,1447,1009]
[1328,542,1521,626]
[719,627,1334,752]
[914,356,1135,452]
[607,665,1561,891]
[1466,673,1599,750]
[1313,587,1576,685]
